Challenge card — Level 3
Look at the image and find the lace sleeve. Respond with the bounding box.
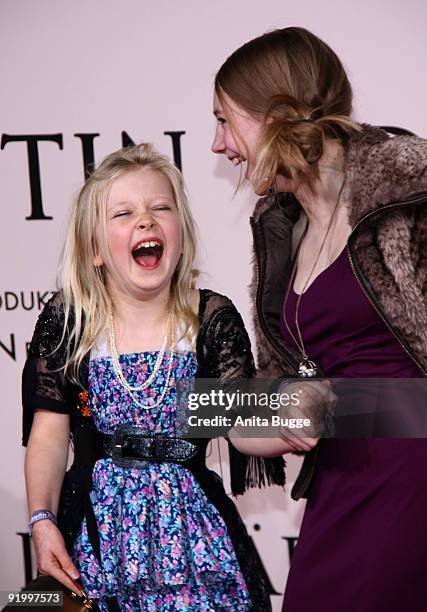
[197,290,256,380]
[197,289,286,495]
[22,292,70,446]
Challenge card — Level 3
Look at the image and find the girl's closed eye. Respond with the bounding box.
[153,205,171,211]
[112,210,132,219]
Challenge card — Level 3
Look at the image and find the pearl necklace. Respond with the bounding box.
[109,312,175,410]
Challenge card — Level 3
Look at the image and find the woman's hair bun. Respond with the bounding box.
[252,94,359,189]
[251,95,327,188]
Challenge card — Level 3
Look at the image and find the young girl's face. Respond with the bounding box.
[98,168,183,300]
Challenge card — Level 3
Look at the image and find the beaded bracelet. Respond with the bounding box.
[28,509,57,536]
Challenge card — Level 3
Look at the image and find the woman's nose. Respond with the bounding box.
[211,126,225,154]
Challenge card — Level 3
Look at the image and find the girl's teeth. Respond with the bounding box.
[139,241,160,248]
[232,158,242,167]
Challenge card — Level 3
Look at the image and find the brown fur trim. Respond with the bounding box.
[345,127,427,227]
[251,125,427,375]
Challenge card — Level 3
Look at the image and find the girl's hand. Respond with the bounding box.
[31,520,84,597]
[278,379,336,452]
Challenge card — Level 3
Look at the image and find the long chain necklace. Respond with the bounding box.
[109,312,175,410]
[283,178,346,377]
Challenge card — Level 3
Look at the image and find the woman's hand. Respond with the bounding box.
[278,379,336,452]
[31,519,84,596]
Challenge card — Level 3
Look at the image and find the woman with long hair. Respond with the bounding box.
[212,26,427,612]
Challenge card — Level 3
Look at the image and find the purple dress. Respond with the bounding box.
[280,249,427,612]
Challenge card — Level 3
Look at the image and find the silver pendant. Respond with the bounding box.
[298,359,318,378]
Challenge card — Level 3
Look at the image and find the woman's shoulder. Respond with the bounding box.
[374,129,426,174]
[346,125,427,224]
[349,125,427,183]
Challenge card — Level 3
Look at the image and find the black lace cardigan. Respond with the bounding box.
[22,289,285,496]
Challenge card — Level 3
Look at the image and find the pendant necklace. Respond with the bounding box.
[282,178,346,378]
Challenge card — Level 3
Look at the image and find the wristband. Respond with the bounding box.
[28,509,57,536]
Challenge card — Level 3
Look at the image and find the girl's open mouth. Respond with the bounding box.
[132,239,164,269]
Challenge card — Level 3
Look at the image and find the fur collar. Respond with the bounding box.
[345,125,427,226]
[250,124,427,376]
[252,124,427,226]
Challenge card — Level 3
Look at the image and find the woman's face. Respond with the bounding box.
[212,91,266,194]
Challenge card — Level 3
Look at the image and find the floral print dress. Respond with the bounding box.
[73,340,251,611]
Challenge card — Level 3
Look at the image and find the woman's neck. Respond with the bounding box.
[279,140,348,232]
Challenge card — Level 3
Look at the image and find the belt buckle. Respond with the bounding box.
[109,427,199,466]
[154,436,165,461]
[111,425,152,468]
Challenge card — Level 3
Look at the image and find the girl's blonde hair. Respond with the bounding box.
[58,143,199,382]
[215,26,360,190]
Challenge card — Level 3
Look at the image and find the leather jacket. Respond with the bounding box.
[249,125,427,499]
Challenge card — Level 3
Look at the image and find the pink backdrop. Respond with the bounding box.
[1,1,426,609]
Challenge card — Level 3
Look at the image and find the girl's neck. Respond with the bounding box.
[107,286,172,353]
[115,297,170,328]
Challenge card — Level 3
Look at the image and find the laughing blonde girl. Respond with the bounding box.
[23,144,283,611]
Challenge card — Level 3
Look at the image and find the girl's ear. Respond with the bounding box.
[94,253,104,266]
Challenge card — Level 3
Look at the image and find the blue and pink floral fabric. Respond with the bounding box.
[73,349,251,611]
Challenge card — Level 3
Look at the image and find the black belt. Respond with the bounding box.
[101,425,199,468]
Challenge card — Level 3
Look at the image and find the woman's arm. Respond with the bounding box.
[227,434,305,457]
[25,410,83,595]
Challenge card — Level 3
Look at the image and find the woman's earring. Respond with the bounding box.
[262,176,275,196]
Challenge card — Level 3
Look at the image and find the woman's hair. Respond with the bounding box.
[58,143,199,382]
[215,26,360,189]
